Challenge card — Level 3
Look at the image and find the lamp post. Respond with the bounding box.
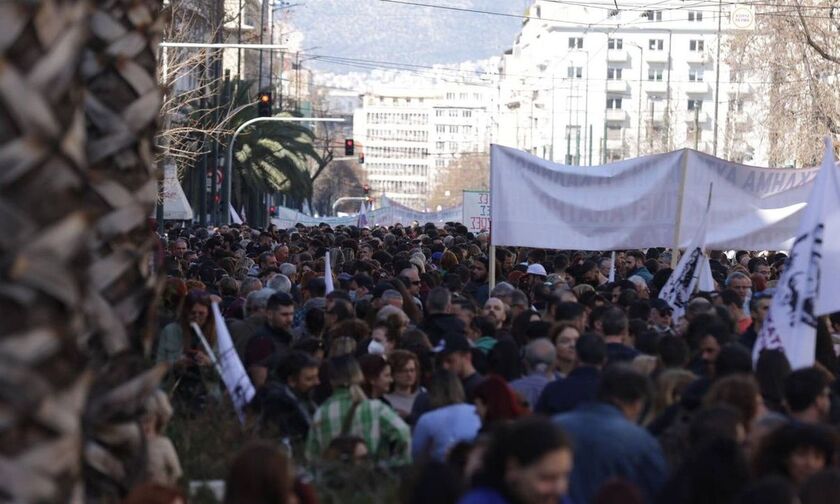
[223,117,344,225]
[628,42,644,157]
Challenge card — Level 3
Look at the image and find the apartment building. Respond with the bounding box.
[497,0,767,165]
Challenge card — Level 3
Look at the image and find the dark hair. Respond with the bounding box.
[329,298,355,322]
[799,468,840,504]
[784,367,827,413]
[754,423,837,480]
[686,314,732,349]
[267,291,295,311]
[715,344,753,378]
[224,442,293,504]
[689,405,743,447]
[278,351,320,382]
[658,335,690,368]
[576,332,606,366]
[473,417,572,492]
[553,302,585,323]
[659,437,750,504]
[596,364,650,405]
[755,349,791,413]
[601,306,629,337]
[628,301,651,321]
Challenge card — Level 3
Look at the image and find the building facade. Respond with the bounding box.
[497,0,767,166]
[353,85,494,210]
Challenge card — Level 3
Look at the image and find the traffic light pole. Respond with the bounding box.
[223,116,344,225]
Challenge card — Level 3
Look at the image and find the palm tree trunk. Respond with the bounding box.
[0,1,94,502]
[81,0,168,500]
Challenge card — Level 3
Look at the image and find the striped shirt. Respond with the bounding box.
[305,388,411,465]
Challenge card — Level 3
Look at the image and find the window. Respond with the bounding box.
[689,69,704,81]
[648,68,664,81]
[688,11,703,21]
[436,141,445,150]
[436,159,445,168]
[406,98,412,104]
[607,97,623,109]
[729,99,745,113]
[568,37,584,49]
[607,67,623,80]
[689,40,705,51]
[649,39,664,50]
[608,38,623,49]
[567,66,583,78]
[688,99,703,111]
[606,125,622,140]
[435,110,444,117]
[436,125,446,133]
[645,10,662,21]
[446,92,455,99]
[463,110,472,118]
[449,142,457,151]
[449,125,458,133]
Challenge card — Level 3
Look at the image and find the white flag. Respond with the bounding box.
[659,189,712,321]
[754,138,840,369]
[324,250,335,295]
[698,256,716,292]
[357,200,368,228]
[211,303,256,423]
[230,203,243,225]
[608,251,616,283]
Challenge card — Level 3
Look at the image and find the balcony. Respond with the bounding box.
[607,49,629,63]
[647,51,668,64]
[728,82,754,96]
[606,109,627,122]
[685,81,710,94]
[645,81,668,94]
[685,51,710,64]
[606,80,628,93]
[685,111,709,123]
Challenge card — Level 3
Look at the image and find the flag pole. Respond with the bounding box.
[671,150,690,269]
[489,245,496,290]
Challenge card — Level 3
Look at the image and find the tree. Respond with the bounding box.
[428,153,490,209]
[727,1,840,166]
[1,0,167,501]
[312,160,366,216]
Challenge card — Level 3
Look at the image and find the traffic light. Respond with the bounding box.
[359,153,365,164]
[257,92,272,117]
[363,184,370,196]
[344,138,355,156]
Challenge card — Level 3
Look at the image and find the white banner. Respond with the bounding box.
[490,145,821,251]
[210,303,256,423]
[754,139,840,369]
[463,190,491,233]
[271,196,463,229]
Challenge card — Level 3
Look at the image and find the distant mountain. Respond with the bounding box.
[288,0,527,73]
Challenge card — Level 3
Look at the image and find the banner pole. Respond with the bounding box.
[671,150,690,269]
[489,245,496,290]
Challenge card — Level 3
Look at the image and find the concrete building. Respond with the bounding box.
[496,0,767,165]
[353,85,494,209]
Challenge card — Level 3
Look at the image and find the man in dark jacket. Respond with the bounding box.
[536,333,604,415]
[245,292,295,387]
[253,352,320,441]
[418,287,465,345]
[463,255,490,306]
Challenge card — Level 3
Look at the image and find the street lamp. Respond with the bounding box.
[627,41,644,157]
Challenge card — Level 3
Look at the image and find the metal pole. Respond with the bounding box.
[223,117,345,225]
[634,44,643,157]
[583,50,589,164]
[712,0,723,156]
[665,31,673,150]
[550,72,556,161]
[237,0,242,79]
[489,245,497,290]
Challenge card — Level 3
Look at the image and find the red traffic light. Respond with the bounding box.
[344,138,355,156]
[363,184,370,195]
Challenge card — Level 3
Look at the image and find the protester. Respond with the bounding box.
[224,442,296,504]
[535,333,605,415]
[412,369,481,461]
[384,349,422,419]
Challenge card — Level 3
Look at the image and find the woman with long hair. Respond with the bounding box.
[156,290,219,409]
[472,375,527,432]
[384,350,423,419]
[413,369,481,462]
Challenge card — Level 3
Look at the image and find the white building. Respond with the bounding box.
[353,85,495,209]
[497,0,767,165]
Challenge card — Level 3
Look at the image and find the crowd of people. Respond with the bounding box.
[126,219,840,504]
